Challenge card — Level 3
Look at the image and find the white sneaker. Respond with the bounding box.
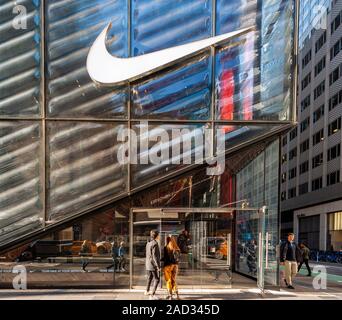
[149,295,159,300]
[144,291,150,296]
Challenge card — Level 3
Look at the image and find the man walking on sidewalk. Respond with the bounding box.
[280,233,302,289]
[145,230,161,300]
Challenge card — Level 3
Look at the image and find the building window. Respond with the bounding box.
[299,160,309,174]
[282,153,287,164]
[289,127,297,141]
[312,177,323,191]
[299,215,320,250]
[288,187,296,199]
[281,191,286,201]
[312,129,324,146]
[289,167,297,180]
[281,172,287,183]
[312,153,323,169]
[300,139,310,153]
[329,64,342,86]
[313,105,324,123]
[302,72,311,90]
[300,117,310,133]
[327,212,342,251]
[314,80,325,100]
[328,117,341,136]
[301,95,311,111]
[314,56,326,77]
[282,135,288,147]
[327,144,341,161]
[315,31,326,53]
[302,50,312,68]
[330,36,342,61]
[327,170,340,186]
[331,10,342,35]
[298,182,309,195]
[329,89,342,111]
[289,147,297,160]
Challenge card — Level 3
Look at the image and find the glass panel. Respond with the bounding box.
[47,121,128,221]
[131,0,212,55]
[264,139,279,286]
[132,210,232,290]
[0,202,130,289]
[216,124,283,152]
[46,0,128,118]
[0,1,41,116]
[215,0,294,121]
[0,121,43,246]
[131,53,212,120]
[130,122,208,188]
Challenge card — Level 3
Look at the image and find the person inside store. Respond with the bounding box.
[79,240,91,272]
[144,230,161,300]
[117,241,127,272]
[162,236,181,300]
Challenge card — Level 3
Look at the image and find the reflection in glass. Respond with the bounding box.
[46,0,129,118]
[131,53,212,120]
[130,122,208,188]
[215,0,294,121]
[0,1,41,116]
[0,121,43,244]
[131,0,212,55]
[0,204,130,288]
[47,121,128,221]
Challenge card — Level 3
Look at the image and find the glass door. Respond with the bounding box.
[257,206,279,292]
[131,209,233,289]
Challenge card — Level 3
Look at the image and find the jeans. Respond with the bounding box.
[146,270,160,295]
[298,259,311,275]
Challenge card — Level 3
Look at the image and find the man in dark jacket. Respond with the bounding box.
[280,233,302,289]
[145,230,161,299]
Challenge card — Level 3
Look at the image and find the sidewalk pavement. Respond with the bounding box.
[0,286,341,300]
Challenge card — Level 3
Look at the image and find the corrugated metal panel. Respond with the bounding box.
[0,121,43,244]
[47,121,128,221]
[46,0,128,118]
[0,0,41,116]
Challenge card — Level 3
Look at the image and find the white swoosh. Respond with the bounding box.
[87,23,254,86]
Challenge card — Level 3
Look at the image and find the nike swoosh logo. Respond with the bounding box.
[87,23,254,86]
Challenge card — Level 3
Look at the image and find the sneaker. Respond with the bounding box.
[120,268,126,272]
[149,295,160,300]
[287,285,295,289]
[165,295,172,300]
[144,291,150,296]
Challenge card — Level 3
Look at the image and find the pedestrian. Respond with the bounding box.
[298,243,311,276]
[280,233,302,289]
[107,241,118,271]
[80,240,91,272]
[117,241,127,272]
[163,236,181,300]
[144,230,161,300]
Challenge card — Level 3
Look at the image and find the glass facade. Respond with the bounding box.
[0,0,297,290]
[0,139,279,289]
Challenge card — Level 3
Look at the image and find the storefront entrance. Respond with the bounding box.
[130,206,277,291]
